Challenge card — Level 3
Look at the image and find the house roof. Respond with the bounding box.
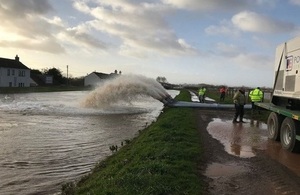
[0,56,30,70]
[92,71,118,79]
[94,72,111,79]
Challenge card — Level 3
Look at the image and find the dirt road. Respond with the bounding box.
[197,109,300,195]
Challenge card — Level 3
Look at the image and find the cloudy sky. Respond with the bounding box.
[0,0,299,87]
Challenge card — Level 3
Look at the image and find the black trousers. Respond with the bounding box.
[234,104,244,121]
[251,102,261,113]
[220,92,225,101]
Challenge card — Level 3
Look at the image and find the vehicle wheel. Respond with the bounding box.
[280,117,300,152]
[267,112,283,141]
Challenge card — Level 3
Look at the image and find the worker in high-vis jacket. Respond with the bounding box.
[198,86,206,103]
[249,87,263,112]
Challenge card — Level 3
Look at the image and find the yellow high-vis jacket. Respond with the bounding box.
[249,88,263,102]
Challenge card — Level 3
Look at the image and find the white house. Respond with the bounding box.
[84,71,119,87]
[0,55,31,87]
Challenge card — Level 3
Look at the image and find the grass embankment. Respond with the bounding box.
[62,90,204,195]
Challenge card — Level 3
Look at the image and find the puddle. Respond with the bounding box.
[207,117,300,176]
[207,118,268,158]
[204,162,249,178]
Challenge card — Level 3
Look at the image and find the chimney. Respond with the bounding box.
[15,55,19,61]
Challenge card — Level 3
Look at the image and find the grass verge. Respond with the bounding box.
[62,89,204,195]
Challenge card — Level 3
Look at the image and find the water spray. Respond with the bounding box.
[81,74,173,108]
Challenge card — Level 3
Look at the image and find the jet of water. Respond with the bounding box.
[81,74,171,108]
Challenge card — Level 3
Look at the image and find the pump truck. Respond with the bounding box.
[256,36,300,152]
[163,36,300,152]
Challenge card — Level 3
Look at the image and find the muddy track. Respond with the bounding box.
[196,109,300,195]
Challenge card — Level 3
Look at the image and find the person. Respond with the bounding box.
[198,86,206,103]
[249,87,263,113]
[219,86,226,102]
[233,88,246,123]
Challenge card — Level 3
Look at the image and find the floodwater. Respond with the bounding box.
[207,118,269,158]
[0,90,178,195]
[204,162,249,178]
[206,118,300,176]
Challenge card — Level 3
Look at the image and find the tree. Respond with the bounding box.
[30,69,42,75]
[156,76,167,83]
[68,76,84,86]
[42,67,66,85]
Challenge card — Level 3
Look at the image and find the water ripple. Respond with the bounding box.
[0,90,179,195]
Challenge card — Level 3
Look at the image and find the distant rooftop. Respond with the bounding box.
[92,71,119,79]
[0,55,30,70]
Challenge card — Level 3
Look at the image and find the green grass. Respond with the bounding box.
[62,90,204,195]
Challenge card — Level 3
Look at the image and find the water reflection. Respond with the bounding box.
[207,118,268,158]
[231,123,242,156]
[207,117,300,176]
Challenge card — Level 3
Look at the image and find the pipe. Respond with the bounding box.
[161,97,252,110]
[159,95,175,105]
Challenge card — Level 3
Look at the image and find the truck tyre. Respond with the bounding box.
[267,112,283,141]
[280,117,300,152]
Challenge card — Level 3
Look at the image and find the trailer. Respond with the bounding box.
[162,36,300,152]
[256,36,300,152]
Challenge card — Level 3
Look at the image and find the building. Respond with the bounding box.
[31,74,53,86]
[84,71,119,87]
[0,55,31,87]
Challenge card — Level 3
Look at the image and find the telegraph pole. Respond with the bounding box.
[66,65,69,86]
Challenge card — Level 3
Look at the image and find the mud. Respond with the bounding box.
[204,162,249,178]
[197,110,300,195]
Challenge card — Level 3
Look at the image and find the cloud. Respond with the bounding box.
[0,0,108,54]
[233,53,272,70]
[255,0,278,6]
[0,0,53,18]
[206,11,297,37]
[0,0,54,39]
[162,0,249,11]
[205,20,240,37]
[63,27,108,49]
[289,0,300,5]
[216,42,243,57]
[74,0,198,57]
[252,36,272,49]
[213,42,273,71]
[161,0,277,11]
[232,11,296,33]
[0,0,63,53]
[0,38,65,54]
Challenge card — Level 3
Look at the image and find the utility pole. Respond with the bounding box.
[66,65,69,86]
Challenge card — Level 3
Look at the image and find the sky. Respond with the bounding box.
[0,0,300,88]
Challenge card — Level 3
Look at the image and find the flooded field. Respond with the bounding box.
[0,90,178,195]
[2,87,297,195]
